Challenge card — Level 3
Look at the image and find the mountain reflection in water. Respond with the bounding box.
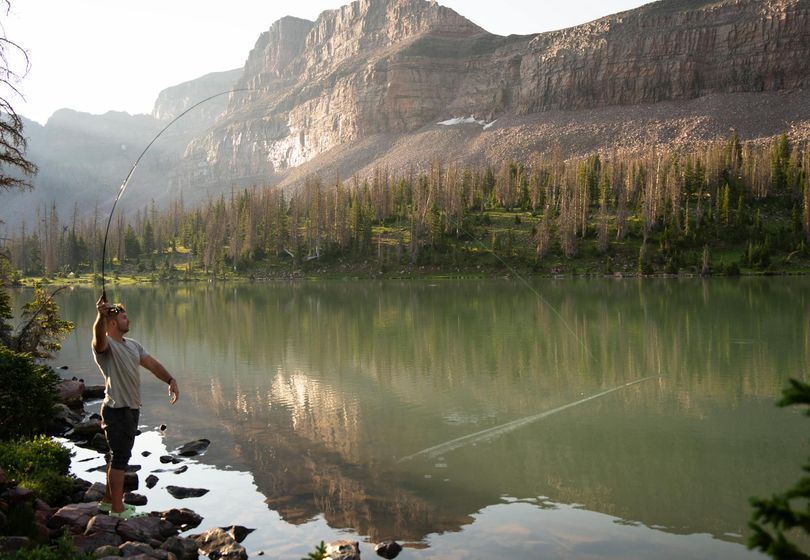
[46,279,809,554]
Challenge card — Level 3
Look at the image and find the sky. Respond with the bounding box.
[3,1,651,125]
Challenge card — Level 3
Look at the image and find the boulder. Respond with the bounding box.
[72,531,122,553]
[58,379,85,407]
[326,540,361,560]
[145,475,159,489]
[161,508,203,530]
[53,403,83,425]
[166,486,209,499]
[161,536,199,560]
[176,440,210,457]
[221,526,253,544]
[73,418,103,437]
[0,536,31,555]
[5,486,34,505]
[93,544,122,557]
[86,514,120,535]
[90,433,110,453]
[124,472,139,492]
[119,541,157,557]
[84,481,107,502]
[83,385,106,399]
[159,456,182,464]
[374,541,402,559]
[125,492,148,506]
[190,528,246,560]
[48,502,99,533]
[117,515,177,543]
[173,466,188,475]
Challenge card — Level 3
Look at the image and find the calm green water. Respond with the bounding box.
[35,278,810,558]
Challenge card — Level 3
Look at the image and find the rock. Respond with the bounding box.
[125,493,148,506]
[58,379,85,407]
[161,536,199,560]
[0,536,31,555]
[84,482,107,502]
[49,502,99,533]
[86,514,120,535]
[159,425,167,432]
[159,456,181,464]
[375,541,402,559]
[72,531,123,553]
[94,544,122,557]
[119,541,157,557]
[5,486,34,505]
[142,451,152,457]
[190,528,246,560]
[166,486,209,499]
[176,439,210,457]
[59,365,69,370]
[173,466,188,475]
[326,540,361,560]
[220,526,254,544]
[73,418,103,436]
[83,385,106,399]
[116,516,177,543]
[90,433,110,453]
[161,508,203,530]
[53,403,83,425]
[124,472,139,492]
[146,475,159,489]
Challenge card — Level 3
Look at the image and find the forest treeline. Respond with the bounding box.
[4,132,810,279]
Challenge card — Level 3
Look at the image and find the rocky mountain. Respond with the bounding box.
[176,0,810,194]
[5,0,810,227]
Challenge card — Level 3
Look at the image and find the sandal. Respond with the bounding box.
[109,508,147,520]
[98,502,135,513]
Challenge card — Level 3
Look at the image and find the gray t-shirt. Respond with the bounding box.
[93,337,149,409]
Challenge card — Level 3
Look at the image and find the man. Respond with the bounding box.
[92,294,179,518]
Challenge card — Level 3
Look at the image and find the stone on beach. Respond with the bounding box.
[190,527,247,560]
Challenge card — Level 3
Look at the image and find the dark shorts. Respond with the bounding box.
[100,404,139,470]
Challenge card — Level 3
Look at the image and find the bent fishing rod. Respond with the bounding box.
[99,88,251,300]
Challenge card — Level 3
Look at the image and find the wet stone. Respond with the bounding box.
[176,439,210,457]
[166,486,209,499]
[145,475,159,489]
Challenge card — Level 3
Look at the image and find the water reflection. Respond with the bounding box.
[43,278,809,552]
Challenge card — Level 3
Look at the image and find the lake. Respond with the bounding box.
[30,278,810,559]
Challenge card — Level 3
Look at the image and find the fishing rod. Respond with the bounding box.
[99,88,251,300]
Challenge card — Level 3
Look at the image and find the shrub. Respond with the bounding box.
[0,531,93,560]
[0,347,59,440]
[0,436,75,503]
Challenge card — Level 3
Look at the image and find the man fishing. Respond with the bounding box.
[92,294,179,519]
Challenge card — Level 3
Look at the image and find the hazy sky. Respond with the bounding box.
[3,1,651,124]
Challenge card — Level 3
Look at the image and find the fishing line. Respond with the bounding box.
[397,375,659,462]
[99,88,252,299]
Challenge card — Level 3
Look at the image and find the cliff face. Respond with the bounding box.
[177,0,810,192]
[517,0,810,112]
